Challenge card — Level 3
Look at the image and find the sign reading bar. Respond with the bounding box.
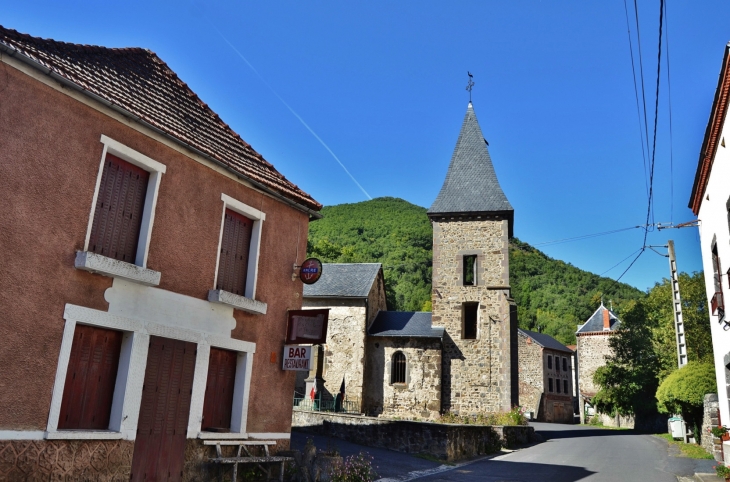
[282,345,312,371]
[286,309,329,345]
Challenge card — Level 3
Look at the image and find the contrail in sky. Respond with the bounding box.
[208,23,372,200]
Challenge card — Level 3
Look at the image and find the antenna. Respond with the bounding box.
[466,71,474,103]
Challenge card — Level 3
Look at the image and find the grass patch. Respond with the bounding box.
[654,433,713,459]
[414,453,454,465]
[577,423,630,431]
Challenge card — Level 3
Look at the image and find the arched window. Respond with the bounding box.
[391,351,406,384]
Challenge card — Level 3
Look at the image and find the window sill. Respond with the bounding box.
[75,251,161,286]
[208,289,267,315]
[46,430,123,440]
[198,431,249,440]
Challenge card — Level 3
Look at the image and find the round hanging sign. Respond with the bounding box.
[300,258,323,285]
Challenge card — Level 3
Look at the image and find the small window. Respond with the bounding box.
[391,351,406,384]
[548,378,553,393]
[216,209,254,296]
[562,357,568,372]
[564,379,569,394]
[58,325,123,430]
[556,356,560,372]
[462,302,479,339]
[88,154,150,263]
[547,355,553,370]
[202,348,238,432]
[463,255,477,286]
[556,378,561,393]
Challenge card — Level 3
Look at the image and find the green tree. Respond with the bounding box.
[656,362,716,441]
[592,300,660,418]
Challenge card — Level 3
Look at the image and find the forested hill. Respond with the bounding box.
[306,197,646,344]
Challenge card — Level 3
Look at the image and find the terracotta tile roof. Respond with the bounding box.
[0,26,321,212]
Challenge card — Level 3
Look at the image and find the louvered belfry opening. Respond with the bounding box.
[216,209,254,296]
[88,153,150,263]
[391,351,406,384]
[201,347,238,431]
[58,325,123,430]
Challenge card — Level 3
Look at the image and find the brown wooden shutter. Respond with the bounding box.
[201,348,238,431]
[216,209,254,296]
[58,325,123,430]
[131,337,196,481]
[88,153,150,263]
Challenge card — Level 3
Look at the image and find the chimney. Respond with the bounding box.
[603,309,611,331]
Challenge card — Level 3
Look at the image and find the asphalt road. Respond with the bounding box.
[292,422,717,482]
[411,422,716,482]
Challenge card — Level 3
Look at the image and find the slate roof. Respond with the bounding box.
[0,26,321,212]
[303,263,382,298]
[518,329,573,353]
[576,304,621,334]
[368,312,444,339]
[428,102,513,218]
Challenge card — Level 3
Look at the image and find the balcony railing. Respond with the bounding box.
[293,392,360,414]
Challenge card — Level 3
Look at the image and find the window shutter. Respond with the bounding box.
[89,154,149,263]
[216,209,254,296]
[201,348,238,431]
[58,325,123,430]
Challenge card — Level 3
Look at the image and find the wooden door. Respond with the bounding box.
[131,336,196,481]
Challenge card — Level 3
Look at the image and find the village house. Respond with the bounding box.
[517,329,574,423]
[688,40,730,464]
[298,101,518,419]
[575,303,625,425]
[0,26,321,480]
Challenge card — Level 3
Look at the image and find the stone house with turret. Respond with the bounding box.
[576,303,620,423]
[299,102,518,419]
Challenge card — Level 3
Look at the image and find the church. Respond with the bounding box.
[300,102,518,418]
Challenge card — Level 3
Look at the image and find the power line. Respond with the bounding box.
[633,0,652,177]
[532,225,645,247]
[623,0,650,202]
[616,248,645,283]
[663,0,675,224]
[600,247,645,276]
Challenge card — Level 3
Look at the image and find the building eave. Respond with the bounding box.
[689,42,730,215]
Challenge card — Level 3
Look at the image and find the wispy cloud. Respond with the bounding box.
[208,22,372,200]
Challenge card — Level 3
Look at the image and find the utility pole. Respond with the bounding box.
[668,240,688,368]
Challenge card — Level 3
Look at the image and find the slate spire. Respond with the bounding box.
[428,102,513,231]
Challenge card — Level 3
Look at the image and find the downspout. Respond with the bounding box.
[0,43,322,220]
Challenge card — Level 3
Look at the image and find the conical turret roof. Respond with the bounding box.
[428,103,513,222]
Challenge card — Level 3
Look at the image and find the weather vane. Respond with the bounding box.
[466,71,474,103]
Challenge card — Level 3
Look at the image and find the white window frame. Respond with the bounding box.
[47,304,256,441]
[208,193,267,315]
[81,134,166,269]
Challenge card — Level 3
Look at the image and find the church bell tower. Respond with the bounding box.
[428,102,518,414]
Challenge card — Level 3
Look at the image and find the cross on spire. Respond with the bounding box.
[466,71,474,102]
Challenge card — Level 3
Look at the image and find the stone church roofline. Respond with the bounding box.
[302,263,382,298]
[368,311,444,339]
[428,102,513,236]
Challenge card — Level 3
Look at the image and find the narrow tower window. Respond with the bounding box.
[462,302,479,339]
[463,255,477,286]
[391,352,406,384]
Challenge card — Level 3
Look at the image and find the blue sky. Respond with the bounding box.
[3,1,729,291]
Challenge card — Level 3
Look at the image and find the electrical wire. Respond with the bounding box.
[663,0,675,224]
[633,0,652,178]
[532,225,645,247]
[600,247,645,276]
[623,0,650,202]
[616,248,645,283]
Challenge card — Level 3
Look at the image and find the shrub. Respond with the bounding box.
[328,451,377,482]
[439,407,528,426]
[656,362,716,443]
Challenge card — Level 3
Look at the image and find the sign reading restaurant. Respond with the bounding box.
[282,345,312,371]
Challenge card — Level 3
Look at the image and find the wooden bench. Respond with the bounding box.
[205,440,293,482]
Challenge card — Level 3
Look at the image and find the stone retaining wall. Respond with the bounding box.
[702,393,723,461]
[292,409,535,461]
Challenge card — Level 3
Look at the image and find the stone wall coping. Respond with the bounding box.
[576,331,617,337]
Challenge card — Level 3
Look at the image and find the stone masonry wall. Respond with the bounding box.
[576,333,613,397]
[363,338,441,419]
[301,299,367,404]
[292,410,535,461]
[432,219,512,414]
[702,393,723,461]
[0,439,133,481]
[517,333,543,417]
